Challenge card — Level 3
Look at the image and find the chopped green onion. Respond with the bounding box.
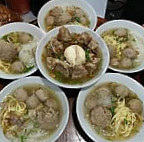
[110,106,115,116]
[124,118,128,125]
[23,65,34,73]
[20,135,27,142]
[85,49,90,61]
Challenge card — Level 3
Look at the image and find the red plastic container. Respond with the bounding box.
[5,0,30,14]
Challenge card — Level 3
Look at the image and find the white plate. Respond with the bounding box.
[0,76,69,142]
[77,73,144,142]
[38,0,97,32]
[0,22,45,79]
[96,20,144,73]
[36,25,109,89]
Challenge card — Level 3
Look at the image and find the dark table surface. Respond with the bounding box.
[0,17,144,142]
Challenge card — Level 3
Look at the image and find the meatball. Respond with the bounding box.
[78,32,92,45]
[96,87,112,107]
[18,32,32,44]
[35,89,49,102]
[110,58,120,66]
[15,88,28,102]
[121,58,132,68]
[114,28,127,37]
[115,85,129,98]
[75,8,85,17]
[11,61,24,73]
[45,15,54,26]
[37,107,59,130]
[128,99,143,114]
[80,16,88,25]
[123,48,137,59]
[0,40,18,62]
[45,98,58,110]
[90,106,112,128]
[57,26,71,42]
[26,95,40,109]
[85,95,98,110]
[49,7,63,17]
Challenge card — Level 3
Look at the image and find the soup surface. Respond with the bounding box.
[0,32,38,74]
[84,82,143,141]
[44,6,90,31]
[42,26,102,84]
[0,84,62,142]
[101,28,139,70]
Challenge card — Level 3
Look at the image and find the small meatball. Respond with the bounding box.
[11,61,24,73]
[88,40,99,50]
[85,62,97,74]
[57,26,71,42]
[49,7,63,17]
[85,95,98,110]
[80,16,88,25]
[90,106,112,128]
[15,88,28,102]
[78,32,92,45]
[54,60,70,78]
[123,48,137,59]
[45,98,58,110]
[56,13,72,25]
[37,108,59,130]
[110,58,120,66]
[96,87,112,107]
[115,85,129,98]
[35,89,49,102]
[71,65,88,79]
[26,95,40,109]
[28,110,37,120]
[128,99,143,114]
[121,58,132,68]
[45,15,54,26]
[0,40,18,62]
[18,32,33,44]
[75,8,85,17]
[51,38,64,54]
[114,28,127,37]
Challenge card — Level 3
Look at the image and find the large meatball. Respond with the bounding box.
[0,40,18,62]
[35,89,49,102]
[37,107,59,130]
[90,106,112,128]
[123,48,137,59]
[45,98,58,110]
[114,28,127,37]
[115,85,129,98]
[85,95,98,110]
[121,58,132,68]
[96,87,112,107]
[11,61,24,73]
[18,32,33,44]
[15,88,28,102]
[128,99,143,114]
[26,95,40,109]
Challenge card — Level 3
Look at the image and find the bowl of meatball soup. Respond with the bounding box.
[77,73,144,142]
[0,22,44,79]
[36,25,109,88]
[96,20,144,73]
[0,76,69,142]
[38,0,97,32]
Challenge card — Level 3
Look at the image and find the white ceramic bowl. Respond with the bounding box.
[0,76,69,142]
[96,20,144,73]
[36,25,109,89]
[0,22,45,80]
[77,73,144,142]
[38,0,97,32]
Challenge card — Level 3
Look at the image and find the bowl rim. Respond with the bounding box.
[0,76,70,142]
[0,22,45,80]
[96,19,144,73]
[76,72,144,142]
[37,0,97,32]
[36,25,110,89]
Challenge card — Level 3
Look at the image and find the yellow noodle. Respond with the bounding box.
[0,59,11,73]
[110,98,142,137]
